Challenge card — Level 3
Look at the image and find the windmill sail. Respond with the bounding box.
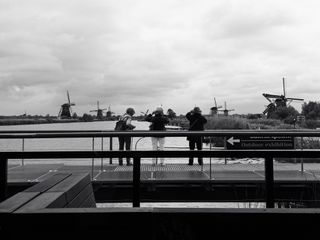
[282,77,286,97]
[67,91,71,105]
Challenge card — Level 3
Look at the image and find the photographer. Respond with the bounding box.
[145,107,169,165]
[118,107,136,166]
[186,107,207,165]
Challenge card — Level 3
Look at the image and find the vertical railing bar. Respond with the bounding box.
[133,156,141,207]
[91,137,95,181]
[265,156,275,208]
[293,136,297,166]
[224,137,227,165]
[300,136,304,172]
[101,137,104,172]
[200,136,203,172]
[22,138,25,166]
[209,137,212,180]
[109,137,113,165]
[0,155,8,202]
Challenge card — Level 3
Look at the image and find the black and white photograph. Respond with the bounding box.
[1,0,320,238]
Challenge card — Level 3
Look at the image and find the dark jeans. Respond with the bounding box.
[118,137,132,165]
[188,137,203,165]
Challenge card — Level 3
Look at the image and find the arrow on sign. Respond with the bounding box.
[227,137,240,146]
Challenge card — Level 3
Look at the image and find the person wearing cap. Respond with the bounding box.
[145,107,169,166]
[186,107,207,165]
[118,107,136,166]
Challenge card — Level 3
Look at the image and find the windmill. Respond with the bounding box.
[140,109,149,116]
[210,97,223,116]
[58,90,75,119]
[218,101,235,116]
[90,101,108,120]
[106,106,114,118]
[262,78,304,117]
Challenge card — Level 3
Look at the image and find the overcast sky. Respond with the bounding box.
[0,0,319,116]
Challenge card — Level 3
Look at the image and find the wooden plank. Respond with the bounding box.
[66,183,94,208]
[0,192,39,213]
[47,173,90,203]
[24,173,71,193]
[15,192,67,212]
[1,172,94,212]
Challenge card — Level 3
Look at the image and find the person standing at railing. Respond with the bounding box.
[117,108,136,166]
[145,107,169,166]
[186,107,207,165]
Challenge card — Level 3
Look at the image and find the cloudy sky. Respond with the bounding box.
[0,0,319,116]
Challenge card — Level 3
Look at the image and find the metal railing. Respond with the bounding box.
[2,149,320,208]
[1,129,320,137]
[1,129,319,169]
[1,130,320,208]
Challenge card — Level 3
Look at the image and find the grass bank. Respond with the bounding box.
[0,118,80,126]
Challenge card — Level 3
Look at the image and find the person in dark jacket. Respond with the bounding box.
[186,107,207,165]
[118,107,136,166]
[145,107,169,165]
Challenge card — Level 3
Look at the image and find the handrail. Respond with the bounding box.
[0,129,320,138]
[1,149,320,208]
[1,149,320,158]
[1,129,317,133]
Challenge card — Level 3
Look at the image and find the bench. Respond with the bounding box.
[0,172,96,213]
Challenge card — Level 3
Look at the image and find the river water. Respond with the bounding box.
[0,120,263,165]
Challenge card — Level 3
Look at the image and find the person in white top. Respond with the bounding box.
[145,107,169,166]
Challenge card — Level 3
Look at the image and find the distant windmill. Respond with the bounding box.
[262,78,304,117]
[218,101,235,116]
[58,90,75,119]
[210,98,223,116]
[106,106,114,118]
[90,101,108,120]
[140,109,149,116]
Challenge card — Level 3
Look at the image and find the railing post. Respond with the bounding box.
[133,157,141,207]
[91,138,95,181]
[265,156,275,208]
[101,137,104,172]
[300,137,304,172]
[209,138,212,180]
[22,138,25,166]
[0,155,8,202]
[109,137,113,164]
[224,137,227,165]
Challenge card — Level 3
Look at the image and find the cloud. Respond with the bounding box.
[0,0,318,115]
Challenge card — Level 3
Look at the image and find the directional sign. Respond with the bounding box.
[226,136,294,149]
[227,137,240,146]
